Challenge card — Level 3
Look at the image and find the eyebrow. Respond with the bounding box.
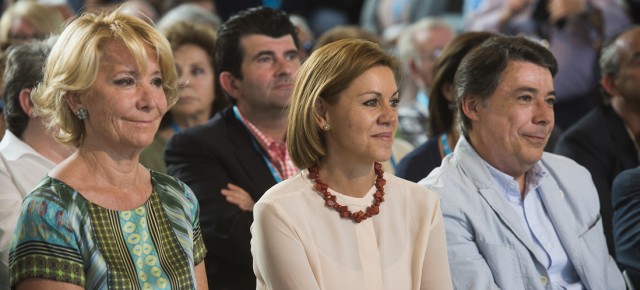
[514,86,555,97]
[358,89,400,98]
[252,49,299,60]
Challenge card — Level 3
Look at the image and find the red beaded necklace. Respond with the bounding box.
[308,162,386,223]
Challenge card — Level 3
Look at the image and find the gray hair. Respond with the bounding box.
[156,3,221,31]
[396,17,452,62]
[3,37,55,138]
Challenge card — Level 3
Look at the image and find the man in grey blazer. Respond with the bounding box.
[421,35,624,289]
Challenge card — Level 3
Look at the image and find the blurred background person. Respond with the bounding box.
[8,9,207,289]
[395,17,454,146]
[156,2,222,31]
[252,38,452,290]
[396,31,495,182]
[0,37,73,290]
[613,165,640,288]
[464,0,631,130]
[140,21,226,173]
[313,24,414,174]
[556,26,640,259]
[289,14,315,62]
[0,1,65,43]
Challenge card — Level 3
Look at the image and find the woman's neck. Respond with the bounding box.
[317,155,376,198]
[172,109,210,129]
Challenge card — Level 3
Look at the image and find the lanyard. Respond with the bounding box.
[440,133,452,156]
[232,106,283,183]
[170,120,181,133]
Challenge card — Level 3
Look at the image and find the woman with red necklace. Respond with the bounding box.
[250,39,453,290]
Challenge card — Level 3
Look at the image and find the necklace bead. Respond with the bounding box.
[309,162,386,223]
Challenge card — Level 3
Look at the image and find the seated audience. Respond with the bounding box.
[554,26,640,258]
[396,31,495,182]
[396,18,454,146]
[8,8,207,289]
[0,1,65,42]
[422,35,623,289]
[140,21,226,173]
[0,38,73,290]
[156,3,222,31]
[464,0,630,130]
[252,38,453,290]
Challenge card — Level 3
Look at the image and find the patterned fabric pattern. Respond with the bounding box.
[8,171,206,289]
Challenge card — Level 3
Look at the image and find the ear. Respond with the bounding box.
[314,98,330,129]
[461,94,482,122]
[601,74,621,98]
[219,72,241,101]
[18,88,34,118]
[65,91,83,113]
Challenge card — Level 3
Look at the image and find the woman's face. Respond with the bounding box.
[172,44,215,119]
[79,40,167,152]
[320,66,399,165]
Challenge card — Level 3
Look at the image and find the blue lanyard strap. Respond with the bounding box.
[232,106,283,183]
[440,133,452,156]
[170,120,181,133]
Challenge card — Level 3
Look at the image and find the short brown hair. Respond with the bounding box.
[287,39,401,169]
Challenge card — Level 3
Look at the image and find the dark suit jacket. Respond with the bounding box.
[165,107,277,290]
[396,138,441,183]
[612,167,640,287]
[554,104,639,257]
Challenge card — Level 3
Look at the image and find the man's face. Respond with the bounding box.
[468,61,555,178]
[613,29,640,113]
[234,34,300,113]
[410,26,454,89]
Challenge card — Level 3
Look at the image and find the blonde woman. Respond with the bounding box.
[8,8,207,290]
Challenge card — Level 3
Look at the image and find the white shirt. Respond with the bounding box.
[0,130,56,289]
[485,162,582,290]
[251,170,452,290]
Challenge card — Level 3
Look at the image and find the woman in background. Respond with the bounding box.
[251,39,452,290]
[140,21,226,172]
[9,8,207,289]
[396,32,496,182]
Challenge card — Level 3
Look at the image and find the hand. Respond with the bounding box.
[221,183,255,211]
[547,0,586,23]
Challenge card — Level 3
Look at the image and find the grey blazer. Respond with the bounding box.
[421,136,624,290]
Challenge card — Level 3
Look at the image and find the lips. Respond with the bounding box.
[372,132,394,141]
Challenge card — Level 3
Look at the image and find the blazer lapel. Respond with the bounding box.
[456,137,548,264]
[537,166,587,282]
[225,110,277,200]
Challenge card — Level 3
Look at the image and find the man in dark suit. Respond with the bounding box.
[613,166,640,288]
[610,26,640,288]
[554,26,640,258]
[165,7,301,290]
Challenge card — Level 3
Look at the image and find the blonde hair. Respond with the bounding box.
[287,39,401,169]
[0,1,65,42]
[32,7,178,147]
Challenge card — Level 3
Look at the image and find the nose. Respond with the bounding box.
[137,81,165,113]
[533,98,554,126]
[378,102,398,127]
[275,56,299,77]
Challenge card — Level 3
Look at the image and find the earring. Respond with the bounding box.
[322,124,330,131]
[75,108,88,120]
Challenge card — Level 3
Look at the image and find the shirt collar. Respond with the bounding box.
[0,130,48,161]
[484,160,546,201]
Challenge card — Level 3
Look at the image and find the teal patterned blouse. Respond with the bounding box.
[9,171,207,289]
